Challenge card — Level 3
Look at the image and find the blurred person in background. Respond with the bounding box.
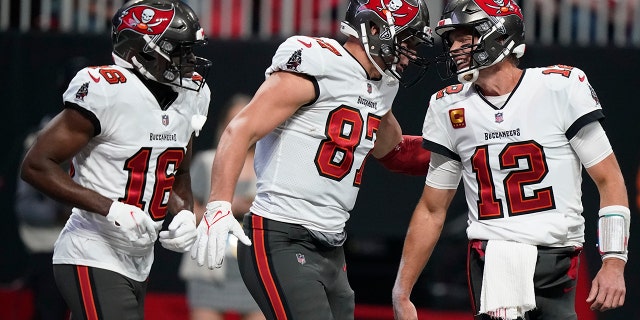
[15,115,70,320]
[179,94,264,320]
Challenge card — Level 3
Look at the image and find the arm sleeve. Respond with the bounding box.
[569,121,612,168]
[425,152,462,189]
[376,135,431,176]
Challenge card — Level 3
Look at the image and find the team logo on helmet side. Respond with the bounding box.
[473,0,523,19]
[359,0,419,26]
[116,5,175,35]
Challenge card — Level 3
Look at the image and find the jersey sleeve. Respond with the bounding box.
[265,36,326,78]
[563,67,605,139]
[422,96,461,162]
[62,67,115,136]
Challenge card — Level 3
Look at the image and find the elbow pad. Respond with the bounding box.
[377,135,430,176]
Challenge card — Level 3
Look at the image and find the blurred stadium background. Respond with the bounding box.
[1,0,639,319]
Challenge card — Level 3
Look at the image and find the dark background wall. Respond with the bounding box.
[0,32,638,319]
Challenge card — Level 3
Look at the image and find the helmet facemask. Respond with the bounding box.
[389,26,434,87]
[133,36,212,91]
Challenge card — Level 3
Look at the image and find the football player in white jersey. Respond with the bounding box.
[20,0,212,318]
[392,1,629,319]
[187,0,433,319]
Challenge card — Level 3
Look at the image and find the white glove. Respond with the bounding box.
[106,201,158,243]
[159,210,198,252]
[190,201,251,269]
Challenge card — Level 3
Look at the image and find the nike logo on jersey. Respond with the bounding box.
[297,39,312,48]
[578,75,586,82]
[88,71,101,83]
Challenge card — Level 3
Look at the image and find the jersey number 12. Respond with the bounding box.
[473,140,556,219]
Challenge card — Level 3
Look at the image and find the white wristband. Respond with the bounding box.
[597,205,630,262]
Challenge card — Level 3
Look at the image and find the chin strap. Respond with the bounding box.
[359,23,398,86]
[130,56,159,82]
[458,68,479,83]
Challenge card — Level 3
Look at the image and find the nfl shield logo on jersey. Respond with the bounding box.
[162,114,169,126]
[495,112,504,123]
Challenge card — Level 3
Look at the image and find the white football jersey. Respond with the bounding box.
[423,65,604,247]
[53,65,210,281]
[250,36,399,233]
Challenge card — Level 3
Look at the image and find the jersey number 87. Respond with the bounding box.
[314,105,381,187]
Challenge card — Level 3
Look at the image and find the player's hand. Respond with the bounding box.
[392,295,418,320]
[190,201,251,269]
[586,258,626,311]
[158,210,197,252]
[106,201,158,243]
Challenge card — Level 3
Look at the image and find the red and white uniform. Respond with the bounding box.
[250,36,399,233]
[53,65,210,281]
[423,65,603,247]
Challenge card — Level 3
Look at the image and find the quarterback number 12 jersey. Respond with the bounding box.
[423,65,603,247]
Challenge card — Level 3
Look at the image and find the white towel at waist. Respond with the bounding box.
[479,240,538,320]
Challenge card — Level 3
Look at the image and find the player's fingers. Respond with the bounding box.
[207,232,217,269]
[196,236,207,267]
[167,217,181,231]
[158,230,170,240]
[615,290,625,308]
[126,233,140,242]
[230,223,251,246]
[601,289,615,311]
[586,280,598,303]
[590,292,604,311]
[190,236,200,260]
[133,237,152,247]
[140,216,158,240]
[606,287,625,310]
[171,223,188,238]
[158,237,176,250]
[214,233,227,268]
[182,235,196,251]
